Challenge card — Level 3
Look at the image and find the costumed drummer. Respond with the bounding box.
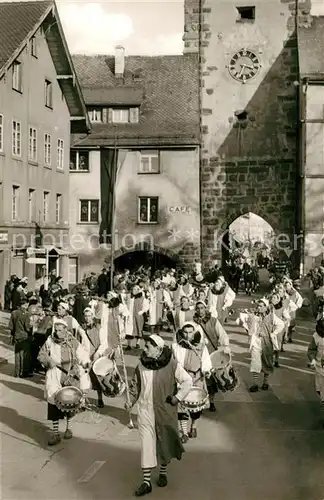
[38,318,91,446]
[193,300,231,412]
[125,334,192,497]
[82,307,107,408]
[172,322,212,442]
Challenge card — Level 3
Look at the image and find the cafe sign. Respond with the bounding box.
[168,206,192,214]
[0,231,8,243]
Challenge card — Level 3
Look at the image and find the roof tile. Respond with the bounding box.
[0,1,53,71]
[72,53,199,146]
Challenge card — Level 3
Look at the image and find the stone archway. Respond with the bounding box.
[221,212,275,266]
[113,243,179,272]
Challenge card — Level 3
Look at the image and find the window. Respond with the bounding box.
[57,139,64,169]
[56,194,62,223]
[138,197,158,223]
[45,79,53,108]
[70,150,89,171]
[79,199,99,223]
[43,191,49,222]
[28,127,37,161]
[236,6,255,20]
[68,257,78,284]
[139,150,160,173]
[44,133,51,165]
[12,186,20,220]
[28,189,36,222]
[0,114,3,152]
[88,108,102,122]
[12,121,21,156]
[31,36,37,57]
[12,61,22,92]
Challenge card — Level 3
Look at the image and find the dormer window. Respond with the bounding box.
[88,108,102,122]
[111,107,139,124]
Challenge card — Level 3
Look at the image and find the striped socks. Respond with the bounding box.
[66,416,71,430]
[52,420,59,434]
[159,464,167,476]
[180,420,188,436]
[142,468,152,486]
[252,372,259,386]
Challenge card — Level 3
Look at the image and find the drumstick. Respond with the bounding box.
[114,309,134,429]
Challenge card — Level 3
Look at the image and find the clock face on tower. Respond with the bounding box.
[228,49,261,83]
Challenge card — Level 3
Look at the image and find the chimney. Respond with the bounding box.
[115,45,125,78]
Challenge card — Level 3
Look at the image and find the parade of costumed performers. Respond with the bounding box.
[236,297,285,392]
[37,318,91,446]
[125,334,192,497]
[307,312,324,428]
[192,300,232,412]
[172,322,212,442]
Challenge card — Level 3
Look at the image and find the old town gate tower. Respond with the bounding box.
[183,0,308,269]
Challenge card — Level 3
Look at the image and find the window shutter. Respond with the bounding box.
[129,107,139,123]
[19,63,22,91]
[108,108,113,123]
[102,108,108,123]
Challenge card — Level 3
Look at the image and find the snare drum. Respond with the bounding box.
[181,386,209,413]
[92,357,125,398]
[54,386,85,413]
[210,350,238,393]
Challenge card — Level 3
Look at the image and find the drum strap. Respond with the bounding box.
[57,365,80,382]
[197,322,218,351]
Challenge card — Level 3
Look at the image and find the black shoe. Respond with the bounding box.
[135,482,152,496]
[288,338,292,343]
[157,475,168,487]
[274,361,279,368]
[188,428,197,438]
[262,383,269,391]
[209,402,216,412]
[249,385,258,392]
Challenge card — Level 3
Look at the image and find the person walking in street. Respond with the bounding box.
[38,319,91,445]
[307,315,324,428]
[236,298,285,392]
[9,298,33,377]
[172,322,212,442]
[125,334,192,496]
[82,307,107,408]
[193,300,231,411]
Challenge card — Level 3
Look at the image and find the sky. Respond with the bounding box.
[56,0,324,55]
[1,0,324,55]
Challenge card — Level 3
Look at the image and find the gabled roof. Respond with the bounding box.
[0,0,90,133]
[71,53,199,147]
[298,16,324,79]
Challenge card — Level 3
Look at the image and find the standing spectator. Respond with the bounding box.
[97,268,109,297]
[9,298,33,377]
[11,279,27,311]
[72,285,90,324]
[4,275,17,311]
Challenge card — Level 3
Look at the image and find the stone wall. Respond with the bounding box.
[184,0,312,271]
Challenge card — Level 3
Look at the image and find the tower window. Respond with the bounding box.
[236,6,255,21]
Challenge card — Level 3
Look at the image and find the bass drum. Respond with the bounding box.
[210,350,239,393]
[92,357,125,398]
